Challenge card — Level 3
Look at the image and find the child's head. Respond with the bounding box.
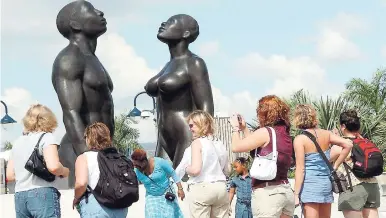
[233,157,248,175]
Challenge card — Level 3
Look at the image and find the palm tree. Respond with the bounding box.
[113,113,142,156]
[285,89,349,132]
[344,69,386,164]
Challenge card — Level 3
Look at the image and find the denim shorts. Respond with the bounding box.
[14,187,61,218]
[77,193,128,218]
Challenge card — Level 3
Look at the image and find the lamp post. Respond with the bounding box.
[127,91,160,157]
[127,91,156,122]
[1,101,16,124]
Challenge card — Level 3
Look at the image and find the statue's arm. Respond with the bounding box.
[190,58,214,116]
[52,57,86,155]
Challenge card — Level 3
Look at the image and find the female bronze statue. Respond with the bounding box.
[145,14,214,168]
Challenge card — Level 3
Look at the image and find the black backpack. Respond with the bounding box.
[88,147,139,208]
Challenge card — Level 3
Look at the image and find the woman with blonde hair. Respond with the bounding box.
[231,95,295,218]
[293,104,352,218]
[73,122,129,218]
[176,110,230,218]
[6,104,69,218]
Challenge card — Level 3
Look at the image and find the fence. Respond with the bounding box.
[0,158,7,194]
[213,117,249,163]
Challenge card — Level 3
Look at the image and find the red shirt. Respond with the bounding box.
[250,125,293,187]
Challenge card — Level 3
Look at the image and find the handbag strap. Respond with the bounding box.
[301,130,334,172]
[35,133,47,152]
[145,174,174,193]
[342,162,353,191]
[255,127,277,161]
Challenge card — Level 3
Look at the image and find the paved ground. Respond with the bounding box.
[1,182,385,218]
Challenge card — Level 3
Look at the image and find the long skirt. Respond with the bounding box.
[145,193,184,218]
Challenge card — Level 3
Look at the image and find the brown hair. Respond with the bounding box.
[294,104,318,129]
[23,104,58,133]
[186,110,215,137]
[257,95,290,128]
[84,122,112,150]
[131,149,147,161]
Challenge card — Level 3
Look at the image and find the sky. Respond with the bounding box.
[1,0,386,148]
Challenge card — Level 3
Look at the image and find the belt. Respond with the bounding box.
[187,180,226,191]
[188,180,226,185]
[253,180,289,189]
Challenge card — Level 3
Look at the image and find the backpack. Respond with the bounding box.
[350,138,384,178]
[89,147,139,209]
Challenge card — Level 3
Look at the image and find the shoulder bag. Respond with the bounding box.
[250,127,278,180]
[24,133,56,182]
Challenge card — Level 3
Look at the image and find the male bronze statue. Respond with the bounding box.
[145,14,214,168]
[52,0,114,187]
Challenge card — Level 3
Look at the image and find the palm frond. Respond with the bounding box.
[113,113,141,155]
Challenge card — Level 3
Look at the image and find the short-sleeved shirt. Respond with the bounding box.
[11,132,61,192]
[230,175,252,203]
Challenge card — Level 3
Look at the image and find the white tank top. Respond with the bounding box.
[84,151,100,189]
[188,137,227,184]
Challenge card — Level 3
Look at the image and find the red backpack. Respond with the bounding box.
[350,137,384,178]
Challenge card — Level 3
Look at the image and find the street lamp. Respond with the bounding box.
[1,101,16,124]
[127,91,156,122]
[127,91,161,157]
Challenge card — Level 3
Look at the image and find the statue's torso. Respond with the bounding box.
[53,46,114,129]
[157,57,195,115]
[81,55,114,127]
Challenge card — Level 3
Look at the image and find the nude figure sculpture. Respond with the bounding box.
[145,14,214,168]
[52,0,114,187]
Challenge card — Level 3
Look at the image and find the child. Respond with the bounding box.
[229,157,253,218]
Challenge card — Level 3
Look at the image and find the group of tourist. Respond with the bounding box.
[5,94,382,218]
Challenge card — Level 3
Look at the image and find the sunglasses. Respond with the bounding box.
[189,123,194,129]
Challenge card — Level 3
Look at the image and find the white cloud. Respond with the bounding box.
[1,88,36,123]
[97,33,157,100]
[0,88,35,146]
[0,88,67,147]
[198,41,220,58]
[212,86,257,121]
[316,13,366,61]
[235,53,328,97]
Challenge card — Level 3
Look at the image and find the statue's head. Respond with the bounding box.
[56,0,107,40]
[157,14,199,44]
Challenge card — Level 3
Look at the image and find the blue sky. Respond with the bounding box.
[1,0,386,147]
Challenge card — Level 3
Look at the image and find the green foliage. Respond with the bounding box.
[4,141,12,150]
[113,113,142,156]
[247,69,386,171]
[344,68,386,159]
[288,168,295,179]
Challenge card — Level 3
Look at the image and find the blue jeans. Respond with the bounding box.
[77,194,128,218]
[14,187,61,218]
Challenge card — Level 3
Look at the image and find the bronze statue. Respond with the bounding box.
[52,0,114,187]
[145,14,214,168]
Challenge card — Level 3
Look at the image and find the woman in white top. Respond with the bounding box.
[73,122,128,218]
[6,104,69,218]
[177,110,230,218]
